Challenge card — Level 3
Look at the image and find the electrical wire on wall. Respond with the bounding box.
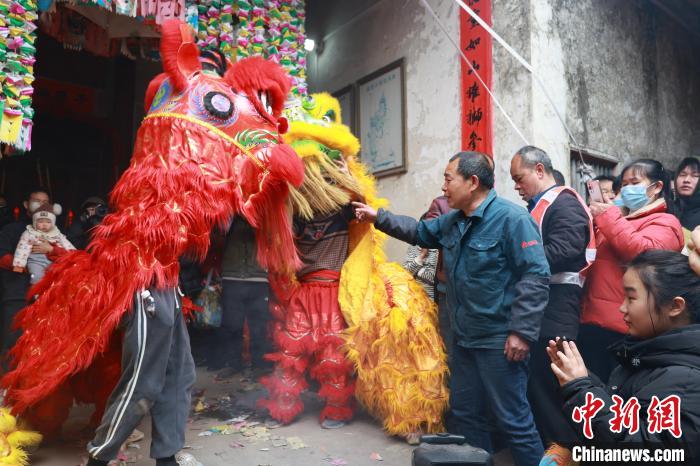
[418,0,595,180]
[418,0,529,146]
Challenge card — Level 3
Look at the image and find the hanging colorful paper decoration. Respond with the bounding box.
[191,0,306,98]
[68,0,185,25]
[0,0,37,151]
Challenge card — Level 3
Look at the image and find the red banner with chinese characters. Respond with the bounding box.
[460,0,493,157]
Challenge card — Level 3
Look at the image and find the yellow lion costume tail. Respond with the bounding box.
[0,408,42,465]
[285,93,449,436]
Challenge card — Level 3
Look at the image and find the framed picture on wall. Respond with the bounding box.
[357,58,406,178]
[332,85,355,133]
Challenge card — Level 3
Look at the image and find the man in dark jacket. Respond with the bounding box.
[353,151,550,466]
[211,216,272,378]
[510,146,593,446]
[66,196,108,250]
[0,187,66,355]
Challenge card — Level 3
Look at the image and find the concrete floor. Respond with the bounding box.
[30,367,513,466]
[31,367,416,466]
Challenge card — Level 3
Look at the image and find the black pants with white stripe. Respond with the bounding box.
[88,288,196,461]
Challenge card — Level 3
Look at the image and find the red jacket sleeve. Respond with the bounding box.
[595,207,684,263]
[0,253,13,271]
[47,245,68,262]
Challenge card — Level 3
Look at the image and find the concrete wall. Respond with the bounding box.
[554,0,700,170]
[307,0,462,261]
[491,0,700,195]
[305,0,700,259]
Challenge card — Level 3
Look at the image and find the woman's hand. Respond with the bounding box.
[589,201,612,218]
[546,339,588,386]
[31,239,54,254]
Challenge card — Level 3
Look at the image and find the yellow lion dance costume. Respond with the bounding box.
[264,92,449,436]
[0,408,41,465]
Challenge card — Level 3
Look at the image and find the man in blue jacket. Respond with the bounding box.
[353,151,550,466]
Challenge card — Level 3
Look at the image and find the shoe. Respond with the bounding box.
[156,456,178,466]
[215,366,241,380]
[406,432,423,445]
[321,419,346,429]
[251,362,273,378]
[264,417,282,429]
[174,452,202,466]
[86,457,109,466]
[126,428,144,444]
[539,444,572,466]
[206,363,225,372]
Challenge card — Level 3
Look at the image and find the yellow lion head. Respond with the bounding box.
[284,93,365,219]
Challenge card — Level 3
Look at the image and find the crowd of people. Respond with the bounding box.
[356,149,700,464]
[0,148,698,465]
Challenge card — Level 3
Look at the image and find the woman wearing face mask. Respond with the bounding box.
[542,250,700,464]
[578,159,684,384]
[673,157,700,242]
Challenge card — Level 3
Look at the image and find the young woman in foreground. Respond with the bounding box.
[548,250,700,463]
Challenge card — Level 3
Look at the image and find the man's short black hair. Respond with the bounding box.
[26,186,51,201]
[612,175,622,194]
[593,175,615,183]
[553,170,566,186]
[449,151,494,189]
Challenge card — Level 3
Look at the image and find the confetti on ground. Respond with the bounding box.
[287,436,307,450]
[208,424,237,435]
[371,452,383,461]
[259,447,270,451]
[197,431,213,437]
[194,400,207,412]
[271,435,287,447]
[230,442,246,448]
[330,459,348,466]
[225,414,250,423]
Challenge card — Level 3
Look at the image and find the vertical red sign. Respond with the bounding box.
[460,0,493,157]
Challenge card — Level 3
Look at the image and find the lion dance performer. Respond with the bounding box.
[258,93,449,439]
[1,20,303,466]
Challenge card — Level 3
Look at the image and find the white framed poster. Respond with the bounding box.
[332,85,355,133]
[357,58,406,178]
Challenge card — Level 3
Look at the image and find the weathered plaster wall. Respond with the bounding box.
[307,0,461,261]
[550,0,700,171]
[462,0,699,199]
[490,0,535,202]
[492,0,700,201]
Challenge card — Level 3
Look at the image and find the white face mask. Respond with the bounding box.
[28,201,42,213]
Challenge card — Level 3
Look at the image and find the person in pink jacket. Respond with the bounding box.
[578,159,684,383]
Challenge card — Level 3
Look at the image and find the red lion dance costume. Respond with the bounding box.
[0,20,303,464]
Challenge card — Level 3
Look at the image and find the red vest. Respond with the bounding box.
[530,186,596,286]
